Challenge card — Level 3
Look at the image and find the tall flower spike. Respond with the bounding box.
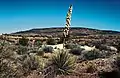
[63,5,73,38]
[63,5,73,48]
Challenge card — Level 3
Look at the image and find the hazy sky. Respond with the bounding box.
[0,0,120,34]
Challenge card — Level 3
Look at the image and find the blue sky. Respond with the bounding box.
[0,0,120,34]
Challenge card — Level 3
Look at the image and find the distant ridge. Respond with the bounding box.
[11,27,120,37]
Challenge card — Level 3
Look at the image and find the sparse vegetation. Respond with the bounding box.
[20,55,41,75]
[1,27,120,78]
[19,37,29,46]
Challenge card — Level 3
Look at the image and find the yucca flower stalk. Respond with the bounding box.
[63,5,73,48]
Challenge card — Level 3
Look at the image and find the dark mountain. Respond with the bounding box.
[11,27,120,37]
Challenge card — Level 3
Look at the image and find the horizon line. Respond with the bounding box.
[1,25,120,35]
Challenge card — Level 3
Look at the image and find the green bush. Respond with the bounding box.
[21,55,41,75]
[57,37,64,44]
[34,40,42,47]
[84,50,101,60]
[46,38,57,45]
[43,46,53,53]
[17,46,28,55]
[65,43,79,49]
[69,48,83,55]
[99,50,117,58]
[19,37,28,46]
[52,50,76,75]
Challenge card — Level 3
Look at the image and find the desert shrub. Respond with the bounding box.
[19,37,28,46]
[0,45,14,59]
[99,50,117,58]
[0,44,22,78]
[57,37,64,44]
[35,56,48,70]
[17,46,28,55]
[83,50,101,60]
[20,55,41,75]
[34,40,42,47]
[52,50,76,75]
[0,41,6,46]
[15,55,46,77]
[65,43,79,49]
[0,60,21,78]
[43,46,53,53]
[46,38,57,45]
[36,49,44,56]
[93,41,102,49]
[69,48,83,55]
[95,44,113,51]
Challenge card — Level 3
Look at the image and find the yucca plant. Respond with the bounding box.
[52,50,76,75]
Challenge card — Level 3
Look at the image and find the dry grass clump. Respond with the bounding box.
[0,41,48,78]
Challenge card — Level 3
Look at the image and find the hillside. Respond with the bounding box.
[11,27,120,37]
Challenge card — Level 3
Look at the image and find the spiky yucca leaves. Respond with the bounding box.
[52,50,76,75]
